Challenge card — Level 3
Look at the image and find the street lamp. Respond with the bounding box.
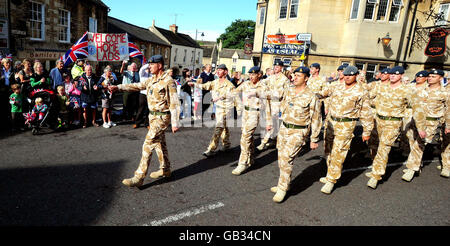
[378,33,392,47]
[193,29,205,72]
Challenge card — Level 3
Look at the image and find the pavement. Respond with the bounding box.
[0,115,449,226]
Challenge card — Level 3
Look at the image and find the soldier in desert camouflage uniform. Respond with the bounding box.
[264,66,322,203]
[256,60,290,151]
[402,70,429,157]
[366,68,391,160]
[231,66,272,175]
[188,64,241,157]
[109,55,181,187]
[366,66,426,189]
[316,66,373,194]
[403,69,449,181]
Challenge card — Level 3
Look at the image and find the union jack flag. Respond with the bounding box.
[62,31,89,67]
[128,42,146,65]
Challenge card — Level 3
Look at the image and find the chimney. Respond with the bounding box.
[152,19,155,27]
[169,24,178,34]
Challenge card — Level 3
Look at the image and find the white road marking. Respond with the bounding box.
[144,201,225,226]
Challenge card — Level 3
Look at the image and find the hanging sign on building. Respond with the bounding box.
[87,32,129,61]
[263,34,309,56]
[425,28,449,57]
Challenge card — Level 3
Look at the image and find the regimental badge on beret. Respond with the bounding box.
[430,69,444,76]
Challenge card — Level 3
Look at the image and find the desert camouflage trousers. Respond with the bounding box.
[134,114,171,179]
[324,119,357,183]
[276,124,309,191]
[369,118,403,180]
[207,106,231,151]
[405,119,449,171]
[261,101,280,145]
[400,108,413,153]
[238,110,260,166]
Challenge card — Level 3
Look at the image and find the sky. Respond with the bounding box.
[103,0,258,42]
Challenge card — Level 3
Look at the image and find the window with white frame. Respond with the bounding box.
[366,63,377,80]
[31,2,45,40]
[58,9,70,42]
[364,0,377,20]
[289,0,299,18]
[376,0,389,21]
[389,0,402,22]
[355,62,365,71]
[259,6,266,25]
[279,0,289,19]
[165,48,169,59]
[191,50,195,62]
[89,17,97,33]
[183,49,187,62]
[197,51,200,63]
[436,3,450,26]
[232,58,237,63]
[350,0,361,20]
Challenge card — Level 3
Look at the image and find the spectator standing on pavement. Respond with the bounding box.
[56,85,70,129]
[98,66,117,128]
[79,65,100,128]
[30,62,51,90]
[120,61,140,122]
[200,64,215,117]
[1,58,15,129]
[49,60,67,91]
[179,68,192,120]
[71,59,85,80]
[192,69,203,120]
[133,62,151,129]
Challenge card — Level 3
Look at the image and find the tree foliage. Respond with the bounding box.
[217,19,255,49]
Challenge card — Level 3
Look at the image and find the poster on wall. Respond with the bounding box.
[425,28,449,57]
[87,32,129,61]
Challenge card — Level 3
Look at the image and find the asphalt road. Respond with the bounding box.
[0,116,449,226]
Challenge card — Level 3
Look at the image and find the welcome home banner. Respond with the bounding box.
[87,32,129,61]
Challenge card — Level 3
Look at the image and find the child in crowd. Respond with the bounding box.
[31,97,47,123]
[65,74,82,126]
[9,84,24,131]
[57,85,70,129]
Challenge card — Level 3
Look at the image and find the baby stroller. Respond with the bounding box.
[24,89,57,135]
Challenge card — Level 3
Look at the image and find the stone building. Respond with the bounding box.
[253,0,450,80]
[200,41,219,70]
[4,0,108,70]
[107,16,171,68]
[217,39,254,74]
[149,21,203,73]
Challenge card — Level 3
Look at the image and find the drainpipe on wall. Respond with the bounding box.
[400,0,419,68]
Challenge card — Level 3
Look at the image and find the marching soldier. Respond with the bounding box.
[403,69,449,181]
[188,64,241,157]
[231,66,272,175]
[440,85,450,177]
[366,66,426,189]
[109,55,181,187]
[316,66,373,194]
[256,60,290,151]
[264,66,321,203]
[366,68,391,160]
[402,70,429,157]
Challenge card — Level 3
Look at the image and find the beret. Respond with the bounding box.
[415,70,429,77]
[149,55,164,63]
[293,66,310,76]
[217,64,228,70]
[343,65,359,76]
[248,66,261,73]
[429,68,444,76]
[310,63,320,69]
[388,66,404,75]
